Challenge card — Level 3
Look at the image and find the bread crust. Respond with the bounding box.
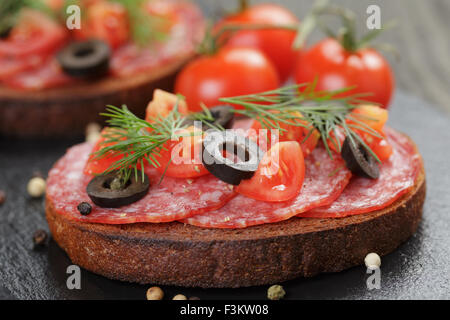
[46,149,425,288]
[0,56,191,138]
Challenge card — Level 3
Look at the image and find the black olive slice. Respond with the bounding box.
[183,105,235,131]
[57,39,111,78]
[341,137,379,179]
[86,171,150,208]
[202,131,263,185]
[206,105,235,130]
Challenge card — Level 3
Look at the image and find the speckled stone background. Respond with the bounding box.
[1,91,449,300]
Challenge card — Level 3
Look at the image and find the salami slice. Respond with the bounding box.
[182,147,351,228]
[5,59,74,90]
[46,143,235,224]
[110,1,204,77]
[298,127,422,218]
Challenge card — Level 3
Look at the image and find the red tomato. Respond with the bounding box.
[175,47,279,111]
[0,9,67,58]
[145,0,179,32]
[145,89,189,123]
[84,128,125,175]
[236,141,305,202]
[43,0,64,10]
[76,1,129,49]
[219,3,299,82]
[295,38,394,108]
[250,112,320,157]
[155,126,209,178]
[348,104,388,132]
[326,105,393,161]
[369,134,393,162]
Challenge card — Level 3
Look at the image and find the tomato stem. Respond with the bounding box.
[197,22,299,56]
[238,0,249,12]
[294,0,395,53]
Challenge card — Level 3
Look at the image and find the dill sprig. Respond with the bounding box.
[0,0,53,35]
[94,101,197,182]
[219,81,383,160]
[95,82,383,183]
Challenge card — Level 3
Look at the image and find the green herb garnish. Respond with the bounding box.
[0,0,54,35]
[220,80,382,159]
[110,0,168,46]
[95,82,382,183]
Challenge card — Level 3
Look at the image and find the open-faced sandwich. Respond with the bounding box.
[45,85,425,288]
[0,0,204,138]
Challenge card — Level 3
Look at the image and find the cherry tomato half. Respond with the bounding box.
[145,89,189,123]
[236,141,305,202]
[327,105,393,161]
[75,1,129,49]
[295,38,394,108]
[175,47,279,111]
[84,128,126,175]
[155,126,209,178]
[250,112,320,157]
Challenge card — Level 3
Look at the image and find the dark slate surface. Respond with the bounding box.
[0,91,449,300]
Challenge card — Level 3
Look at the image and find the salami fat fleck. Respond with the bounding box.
[298,128,422,218]
[46,143,235,224]
[182,147,351,228]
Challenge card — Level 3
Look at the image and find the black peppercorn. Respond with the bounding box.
[77,202,92,215]
[33,229,48,249]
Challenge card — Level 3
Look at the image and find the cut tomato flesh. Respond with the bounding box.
[83,128,126,175]
[236,141,305,202]
[155,126,209,178]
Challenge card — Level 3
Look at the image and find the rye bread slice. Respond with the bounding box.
[0,55,191,138]
[45,134,426,288]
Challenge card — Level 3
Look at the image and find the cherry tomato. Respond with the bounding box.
[219,3,299,82]
[250,112,320,157]
[0,9,67,58]
[75,1,129,49]
[84,128,125,175]
[145,89,189,123]
[295,38,394,108]
[236,141,305,202]
[155,126,209,178]
[175,47,279,111]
